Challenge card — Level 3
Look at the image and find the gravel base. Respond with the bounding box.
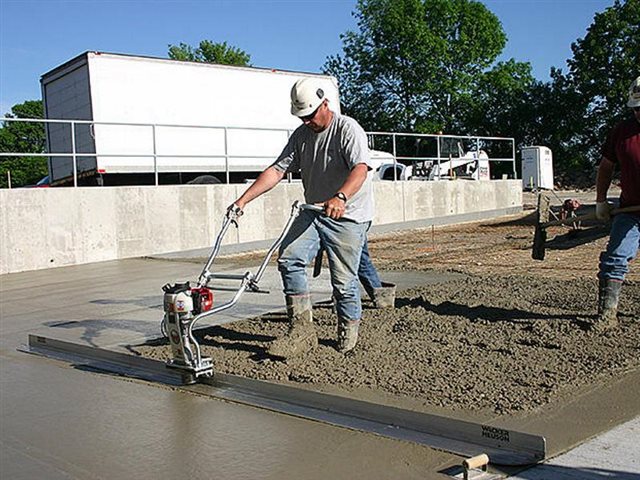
[134,273,640,415]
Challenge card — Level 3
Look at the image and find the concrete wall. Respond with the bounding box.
[0,180,522,274]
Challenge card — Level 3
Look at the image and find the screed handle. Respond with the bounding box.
[463,453,489,471]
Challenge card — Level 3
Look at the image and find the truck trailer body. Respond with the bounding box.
[41,52,341,185]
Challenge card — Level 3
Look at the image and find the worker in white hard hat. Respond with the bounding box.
[592,76,640,331]
[231,77,374,357]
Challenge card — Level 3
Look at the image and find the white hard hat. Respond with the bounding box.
[290,78,326,117]
[628,76,640,108]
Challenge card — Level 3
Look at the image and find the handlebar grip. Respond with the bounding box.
[463,454,489,470]
[299,203,325,213]
[226,204,244,220]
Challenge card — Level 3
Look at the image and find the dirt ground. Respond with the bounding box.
[135,194,639,418]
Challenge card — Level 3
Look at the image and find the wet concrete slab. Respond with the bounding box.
[2,346,460,480]
[4,254,637,479]
[1,258,462,480]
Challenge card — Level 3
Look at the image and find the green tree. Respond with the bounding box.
[461,59,535,138]
[565,0,640,163]
[168,40,251,66]
[0,100,47,188]
[521,0,639,180]
[323,0,524,134]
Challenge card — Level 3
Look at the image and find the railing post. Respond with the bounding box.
[392,134,397,181]
[224,127,230,184]
[71,121,78,187]
[476,137,480,180]
[152,124,158,186]
[436,135,441,181]
[512,139,517,179]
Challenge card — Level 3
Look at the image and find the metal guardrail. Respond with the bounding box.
[368,131,516,182]
[1,117,516,187]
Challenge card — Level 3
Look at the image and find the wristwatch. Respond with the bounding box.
[334,192,347,202]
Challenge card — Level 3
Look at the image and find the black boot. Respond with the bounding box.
[590,278,623,332]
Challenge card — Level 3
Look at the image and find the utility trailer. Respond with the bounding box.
[375,140,490,181]
[40,52,342,186]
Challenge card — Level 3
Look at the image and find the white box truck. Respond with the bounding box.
[40,52,343,185]
[521,146,553,190]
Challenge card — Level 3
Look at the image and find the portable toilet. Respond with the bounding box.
[521,146,554,190]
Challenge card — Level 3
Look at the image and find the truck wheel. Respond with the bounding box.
[187,175,222,185]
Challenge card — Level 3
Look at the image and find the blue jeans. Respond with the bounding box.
[598,213,640,281]
[358,239,382,298]
[278,210,369,321]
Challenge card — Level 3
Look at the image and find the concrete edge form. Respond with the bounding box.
[21,334,545,467]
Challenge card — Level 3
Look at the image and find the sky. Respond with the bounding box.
[0,0,615,116]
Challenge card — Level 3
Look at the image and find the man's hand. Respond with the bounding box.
[323,196,346,220]
[595,201,612,221]
[227,203,244,220]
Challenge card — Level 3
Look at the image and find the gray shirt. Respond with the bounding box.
[272,113,374,223]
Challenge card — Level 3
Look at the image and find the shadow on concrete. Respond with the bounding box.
[439,463,640,480]
[89,296,162,309]
[511,463,640,480]
[545,225,610,252]
[45,318,158,347]
[194,316,340,361]
[396,297,581,324]
[314,299,380,311]
[197,325,276,356]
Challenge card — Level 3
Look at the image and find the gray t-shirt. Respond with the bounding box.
[272,113,374,223]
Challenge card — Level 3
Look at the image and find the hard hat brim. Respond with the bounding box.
[291,103,320,117]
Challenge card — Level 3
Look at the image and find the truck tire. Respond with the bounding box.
[187,175,222,185]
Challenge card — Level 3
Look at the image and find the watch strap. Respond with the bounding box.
[334,192,347,202]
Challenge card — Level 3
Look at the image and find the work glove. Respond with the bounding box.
[595,201,612,221]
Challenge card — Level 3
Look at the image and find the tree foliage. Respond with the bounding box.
[460,59,535,139]
[565,0,639,163]
[323,0,530,134]
[0,100,47,188]
[168,40,251,66]
[521,0,639,176]
[325,0,638,182]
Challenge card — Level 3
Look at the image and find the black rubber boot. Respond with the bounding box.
[267,294,317,359]
[590,278,623,332]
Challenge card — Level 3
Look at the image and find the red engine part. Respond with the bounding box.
[191,287,214,314]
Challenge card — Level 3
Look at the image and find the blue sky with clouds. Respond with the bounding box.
[0,0,614,115]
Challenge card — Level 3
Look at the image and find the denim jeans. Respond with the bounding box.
[278,210,368,321]
[598,213,640,281]
[358,239,382,299]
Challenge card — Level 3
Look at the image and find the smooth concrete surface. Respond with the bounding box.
[1,257,463,480]
[0,180,522,274]
[511,416,640,479]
